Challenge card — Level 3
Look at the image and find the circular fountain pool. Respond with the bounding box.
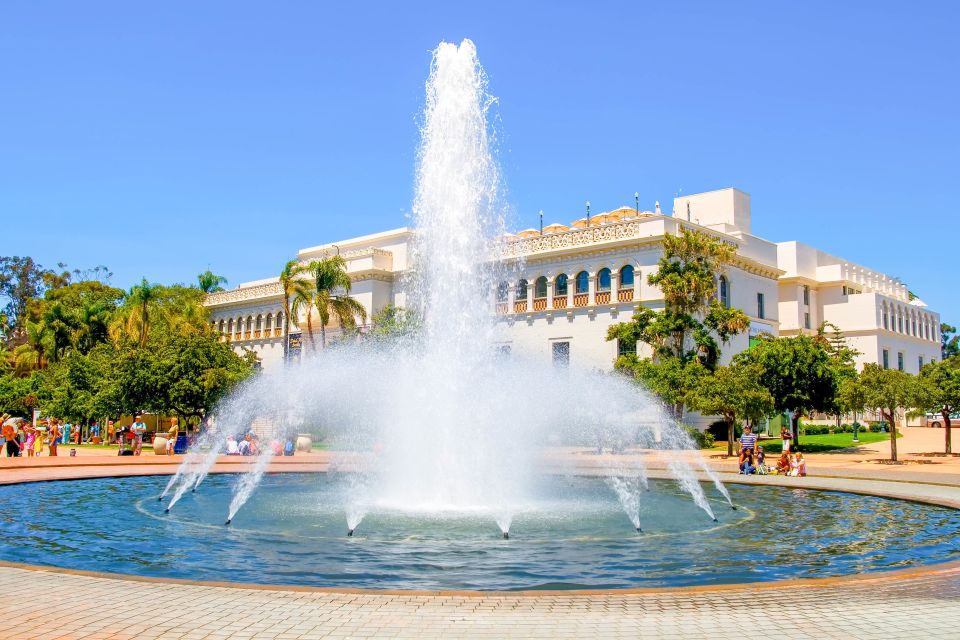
[3,474,958,590]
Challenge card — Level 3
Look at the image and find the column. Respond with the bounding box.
[546,276,554,309]
[588,271,596,306]
[526,278,534,310]
[567,277,574,309]
[609,269,619,303]
[633,266,641,302]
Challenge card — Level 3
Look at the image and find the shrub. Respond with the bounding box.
[683,425,716,450]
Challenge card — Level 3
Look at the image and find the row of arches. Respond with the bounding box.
[214,311,286,341]
[497,265,636,312]
[881,302,938,342]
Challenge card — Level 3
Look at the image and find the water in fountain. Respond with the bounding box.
[164,38,723,531]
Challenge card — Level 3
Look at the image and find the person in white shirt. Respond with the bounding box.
[225,435,240,455]
[131,416,147,455]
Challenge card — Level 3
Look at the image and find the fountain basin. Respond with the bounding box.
[1,473,957,591]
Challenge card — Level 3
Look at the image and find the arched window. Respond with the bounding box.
[255,315,263,331]
[575,271,589,294]
[236,318,244,336]
[719,276,730,308]
[555,274,568,297]
[619,265,634,289]
[516,279,528,299]
[534,276,548,298]
[246,317,253,332]
[496,281,509,303]
[276,311,284,330]
[227,318,234,334]
[266,313,273,331]
[597,268,611,292]
[218,319,225,334]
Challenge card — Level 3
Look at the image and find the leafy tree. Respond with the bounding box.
[363,305,421,342]
[942,323,960,359]
[916,357,960,454]
[278,260,310,361]
[693,362,774,456]
[0,371,42,416]
[116,279,164,347]
[837,373,867,430]
[607,229,749,420]
[197,270,228,293]
[739,335,837,446]
[153,332,254,428]
[619,356,706,421]
[859,363,918,462]
[815,321,860,426]
[308,256,367,349]
[0,256,51,331]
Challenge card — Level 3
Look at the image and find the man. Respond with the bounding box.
[738,424,758,465]
[131,415,147,456]
[2,417,21,458]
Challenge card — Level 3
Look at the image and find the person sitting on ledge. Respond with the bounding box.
[238,434,251,456]
[775,452,791,475]
[225,435,240,455]
[739,450,756,475]
[755,446,767,474]
[790,451,807,477]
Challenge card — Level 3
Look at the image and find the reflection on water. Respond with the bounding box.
[0,474,957,590]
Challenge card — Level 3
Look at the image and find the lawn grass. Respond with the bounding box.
[713,430,898,454]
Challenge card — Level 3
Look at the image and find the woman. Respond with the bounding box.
[739,450,756,475]
[165,419,179,456]
[776,452,791,475]
[48,419,62,457]
[790,452,807,477]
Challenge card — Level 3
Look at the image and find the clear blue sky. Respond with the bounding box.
[1,1,957,322]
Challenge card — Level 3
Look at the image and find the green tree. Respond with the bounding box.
[620,356,706,421]
[859,363,918,462]
[739,335,837,446]
[837,373,867,431]
[0,256,51,331]
[308,256,367,349]
[117,279,165,348]
[362,305,421,342]
[607,229,749,420]
[197,270,228,294]
[693,362,774,456]
[815,321,860,426]
[942,323,960,359]
[916,357,960,454]
[278,260,310,361]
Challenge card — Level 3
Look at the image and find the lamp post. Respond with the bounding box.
[634,192,639,213]
[586,200,591,226]
[539,209,543,234]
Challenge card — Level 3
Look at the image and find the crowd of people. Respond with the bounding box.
[737,424,807,477]
[0,413,170,457]
[224,432,296,457]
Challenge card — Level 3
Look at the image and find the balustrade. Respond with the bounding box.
[496,303,508,314]
[595,291,611,304]
[514,301,528,313]
[532,298,547,311]
[553,297,567,309]
[617,289,634,302]
[573,294,588,308]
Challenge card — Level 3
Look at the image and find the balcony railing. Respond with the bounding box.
[274,328,283,337]
[573,294,588,307]
[533,298,547,311]
[595,291,611,304]
[554,297,567,309]
[496,303,508,314]
[514,301,528,313]
[617,288,634,302]
[244,331,252,339]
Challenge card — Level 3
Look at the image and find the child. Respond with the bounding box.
[23,424,37,457]
[792,452,807,477]
[776,452,791,475]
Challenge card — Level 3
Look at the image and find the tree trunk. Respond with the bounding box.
[321,324,326,349]
[791,412,800,449]
[282,299,289,362]
[887,408,898,462]
[943,410,953,455]
[726,418,735,457]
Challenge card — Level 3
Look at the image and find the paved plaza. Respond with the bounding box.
[1,427,959,639]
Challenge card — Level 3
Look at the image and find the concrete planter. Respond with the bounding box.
[153,436,168,455]
[296,435,312,452]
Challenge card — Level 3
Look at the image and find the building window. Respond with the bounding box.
[552,341,570,367]
[575,271,589,294]
[897,352,904,371]
[555,274,568,297]
[757,293,765,319]
[719,276,729,308]
[597,268,611,292]
[912,319,917,336]
[276,312,283,330]
[516,279,528,300]
[617,339,637,357]
[804,312,811,330]
[496,281,508,303]
[882,308,889,330]
[919,355,924,370]
[619,265,634,289]
[803,285,810,306]
[534,276,548,299]
[898,314,903,333]
[883,349,889,369]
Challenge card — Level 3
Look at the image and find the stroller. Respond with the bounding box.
[117,426,136,456]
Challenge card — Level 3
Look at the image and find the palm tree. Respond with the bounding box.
[41,302,77,362]
[197,271,228,293]
[75,299,112,354]
[309,256,367,348]
[278,260,310,361]
[124,279,163,348]
[290,286,315,351]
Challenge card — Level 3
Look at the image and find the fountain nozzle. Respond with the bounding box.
[164,507,170,514]
[158,496,163,502]
[192,488,196,493]
[712,518,719,523]
[731,505,737,511]
[347,529,354,537]
[502,531,509,540]
[635,526,642,533]
[225,519,232,526]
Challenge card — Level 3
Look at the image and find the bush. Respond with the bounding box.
[683,425,715,450]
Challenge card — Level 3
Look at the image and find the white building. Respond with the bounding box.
[205,187,940,377]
